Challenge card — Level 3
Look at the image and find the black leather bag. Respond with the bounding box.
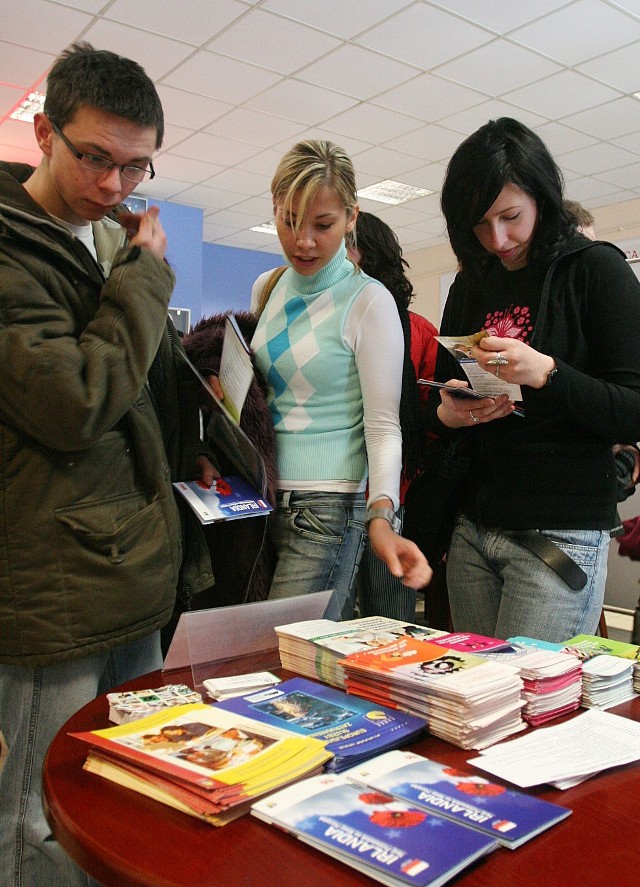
[402,434,470,566]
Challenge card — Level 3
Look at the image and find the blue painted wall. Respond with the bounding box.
[150,196,281,326]
[201,241,281,318]
[149,197,203,322]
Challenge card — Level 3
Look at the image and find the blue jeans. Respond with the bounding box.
[0,632,162,887]
[446,515,610,643]
[268,491,366,620]
[359,506,417,621]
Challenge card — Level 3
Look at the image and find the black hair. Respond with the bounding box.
[354,211,424,480]
[440,117,574,279]
[44,42,164,149]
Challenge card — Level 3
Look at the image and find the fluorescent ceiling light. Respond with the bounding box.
[357,179,433,205]
[250,219,278,235]
[10,91,46,122]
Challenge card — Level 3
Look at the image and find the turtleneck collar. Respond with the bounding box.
[287,241,354,295]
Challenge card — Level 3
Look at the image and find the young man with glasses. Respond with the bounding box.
[0,43,213,886]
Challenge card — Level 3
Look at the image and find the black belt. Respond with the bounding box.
[504,530,588,591]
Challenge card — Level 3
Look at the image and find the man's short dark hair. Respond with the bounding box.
[44,42,164,149]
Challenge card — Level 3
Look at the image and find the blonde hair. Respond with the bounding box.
[271,140,357,236]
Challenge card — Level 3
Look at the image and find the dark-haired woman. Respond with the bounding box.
[348,212,438,621]
[429,117,640,643]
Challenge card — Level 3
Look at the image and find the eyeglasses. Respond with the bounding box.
[50,120,155,184]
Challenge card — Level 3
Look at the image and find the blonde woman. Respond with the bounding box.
[250,140,431,618]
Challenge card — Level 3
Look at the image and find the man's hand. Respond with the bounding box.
[195,454,220,488]
[118,205,167,260]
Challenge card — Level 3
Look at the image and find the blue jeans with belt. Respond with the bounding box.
[268,490,366,620]
[446,514,610,643]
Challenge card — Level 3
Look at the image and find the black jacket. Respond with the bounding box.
[428,239,640,530]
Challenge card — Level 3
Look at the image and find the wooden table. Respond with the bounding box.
[43,670,640,887]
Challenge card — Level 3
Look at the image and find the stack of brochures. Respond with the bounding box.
[203,672,281,701]
[346,749,572,849]
[72,703,332,826]
[214,676,427,772]
[559,633,639,709]
[473,640,584,725]
[338,635,526,750]
[275,616,449,689]
[580,655,636,709]
[107,684,203,724]
[251,772,498,887]
[561,633,640,662]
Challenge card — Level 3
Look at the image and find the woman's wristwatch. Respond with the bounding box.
[365,506,401,534]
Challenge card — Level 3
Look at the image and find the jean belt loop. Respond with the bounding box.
[280,490,291,511]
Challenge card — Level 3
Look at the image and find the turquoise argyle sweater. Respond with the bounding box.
[252,244,371,487]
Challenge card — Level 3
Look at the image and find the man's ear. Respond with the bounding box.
[32,114,54,156]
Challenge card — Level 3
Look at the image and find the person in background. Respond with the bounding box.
[250,140,431,619]
[347,211,438,621]
[0,43,212,887]
[563,199,596,241]
[427,117,640,643]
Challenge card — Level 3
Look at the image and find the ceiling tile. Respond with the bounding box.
[163,50,282,104]
[321,103,423,143]
[356,4,493,69]
[245,80,357,125]
[297,45,417,101]
[81,19,195,80]
[353,145,423,179]
[2,0,92,54]
[155,86,233,131]
[104,0,248,46]
[437,99,546,136]
[204,108,305,148]
[0,41,53,90]
[563,97,640,140]
[382,124,464,163]
[287,128,372,158]
[0,86,28,118]
[595,161,640,189]
[426,0,571,33]
[205,9,340,74]
[261,0,413,39]
[203,166,272,197]
[533,121,598,155]
[565,176,628,200]
[0,116,38,149]
[617,129,640,153]
[373,73,488,122]
[170,131,260,166]
[558,141,638,175]
[509,0,640,65]
[169,182,248,211]
[577,40,640,93]
[152,152,225,183]
[503,69,620,118]
[435,39,562,95]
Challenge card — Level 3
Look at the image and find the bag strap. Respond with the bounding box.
[504,530,588,590]
[256,265,287,317]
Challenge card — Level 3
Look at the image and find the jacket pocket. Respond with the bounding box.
[54,491,178,640]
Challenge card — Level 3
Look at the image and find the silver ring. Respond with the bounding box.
[487,353,509,367]
[469,411,480,423]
